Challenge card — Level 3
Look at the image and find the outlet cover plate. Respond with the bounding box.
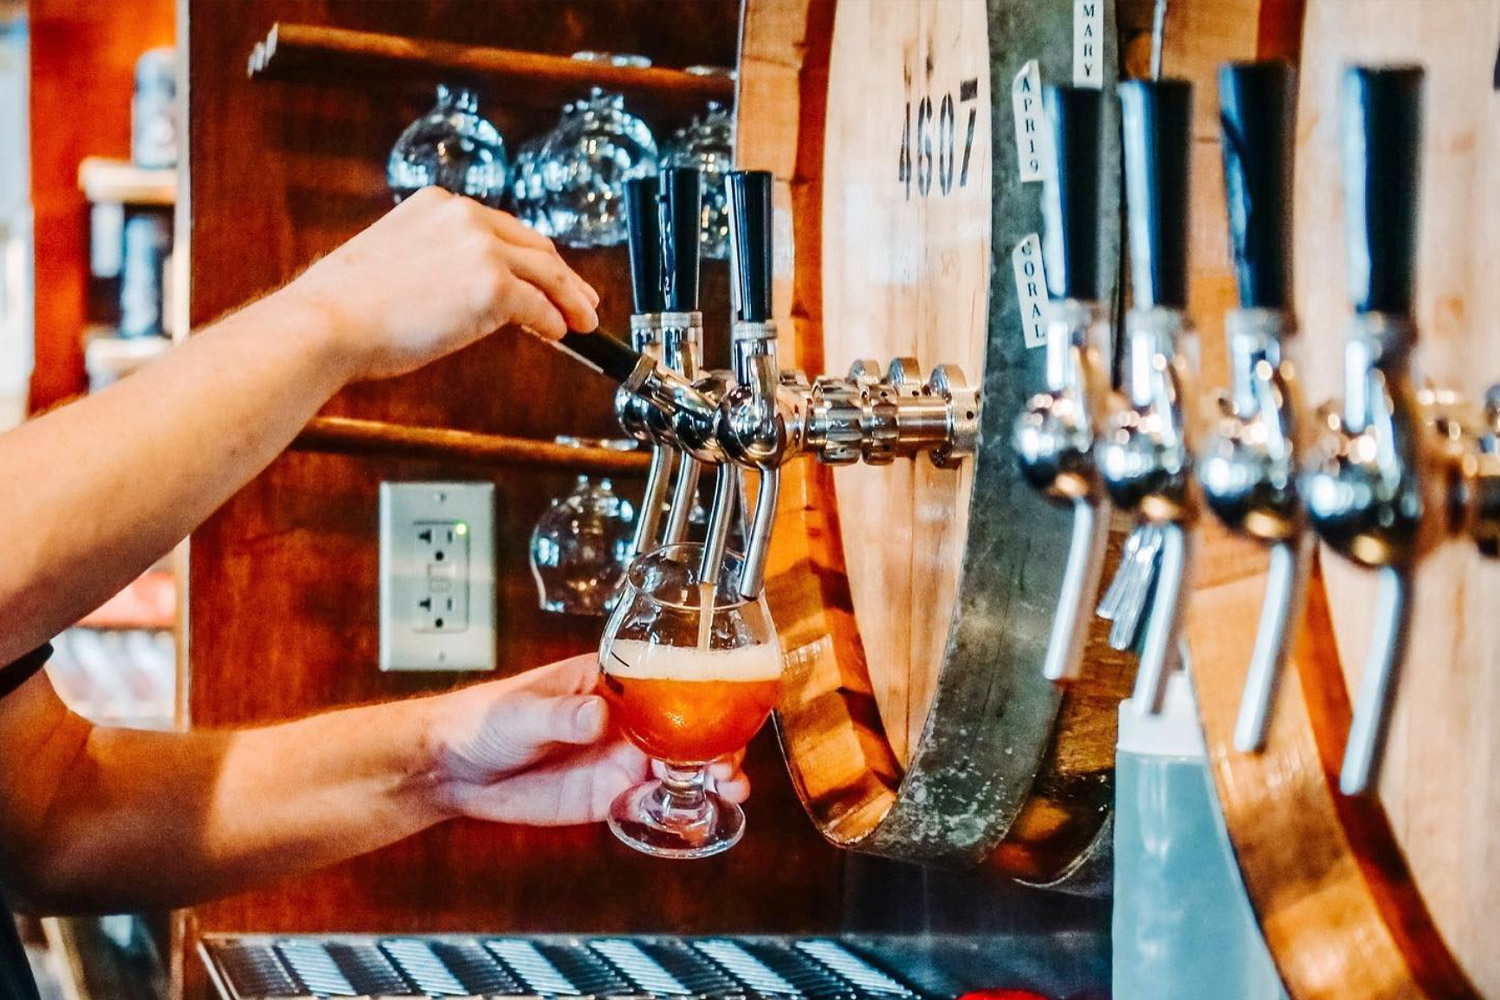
[378,481,496,671]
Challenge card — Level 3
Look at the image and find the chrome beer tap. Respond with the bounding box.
[1303,66,1456,796]
[1097,79,1199,715]
[1014,84,1115,683]
[619,176,673,558]
[1198,62,1310,752]
[557,167,980,600]
[658,168,710,547]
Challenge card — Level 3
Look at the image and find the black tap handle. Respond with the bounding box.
[661,167,703,312]
[1120,79,1194,311]
[1041,84,1105,303]
[727,169,775,324]
[556,330,644,383]
[1342,65,1424,316]
[624,177,664,314]
[1220,61,1296,311]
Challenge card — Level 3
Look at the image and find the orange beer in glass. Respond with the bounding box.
[599,543,782,858]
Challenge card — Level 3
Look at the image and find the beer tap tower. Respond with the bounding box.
[1197,62,1310,753]
[1096,79,1200,715]
[1304,66,1500,796]
[558,168,980,598]
[1014,84,1115,683]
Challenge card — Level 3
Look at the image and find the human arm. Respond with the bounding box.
[0,654,748,914]
[0,188,601,665]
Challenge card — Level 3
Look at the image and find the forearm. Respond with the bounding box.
[0,295,352,664]
[4,689,452,914]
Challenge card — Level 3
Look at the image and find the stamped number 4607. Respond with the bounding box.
[898,77,981,200]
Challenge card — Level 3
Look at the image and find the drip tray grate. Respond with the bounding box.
[200,934,945,1000]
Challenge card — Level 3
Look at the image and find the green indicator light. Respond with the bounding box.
[455,522,469,536]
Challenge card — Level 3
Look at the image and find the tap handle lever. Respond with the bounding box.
[1220,62,1296,312]
[624,177,665,315]
[1120,79,1193,311]
[661,167,703,313]
[1342,65,1423,318]
[557,330,647,383]
[727,170,775,325]
[1041,84,1106,303]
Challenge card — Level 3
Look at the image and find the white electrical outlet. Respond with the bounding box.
[379,482,495,671]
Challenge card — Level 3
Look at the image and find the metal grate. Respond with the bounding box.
[201,934,936,1000]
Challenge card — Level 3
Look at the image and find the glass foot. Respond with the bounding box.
[607,778,745,859]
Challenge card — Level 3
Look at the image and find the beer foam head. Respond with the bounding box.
[602,639,783,682]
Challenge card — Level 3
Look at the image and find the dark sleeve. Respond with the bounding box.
[0,644,52,701]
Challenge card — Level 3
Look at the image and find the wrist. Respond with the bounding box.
[261,280,367,389]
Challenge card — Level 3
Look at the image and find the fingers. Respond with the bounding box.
[504,245,599,333]
[504,282,569,340]
[708,758,752,804]
[475,201,601,319]
[479,690,608,769]
[510,653,601,697]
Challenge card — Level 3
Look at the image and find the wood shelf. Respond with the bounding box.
[292,415,652,475]
[77,156,175,206]
[247,23,735,115]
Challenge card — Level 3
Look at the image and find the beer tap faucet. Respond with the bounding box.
[1014,84,1115,682]
[658,168,709,547]
[1198,62,1309,752]
[558,167,980,599]
[1303,66,1433,796]
[620,177,672,558]
[1098,79,1199,716]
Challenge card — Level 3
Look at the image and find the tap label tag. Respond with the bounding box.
[1074,0,1104,88]
[1011,60,1053,183]
[1012,233,1048,348]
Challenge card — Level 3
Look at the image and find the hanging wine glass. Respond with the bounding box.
[660,102,735,260]
[538,87,658,247]
[387,84,509,206]
[528,438,638,615]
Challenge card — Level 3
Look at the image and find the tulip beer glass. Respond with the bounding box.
[599,543,782,858]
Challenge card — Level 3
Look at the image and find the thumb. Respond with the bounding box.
[479,691,608,770]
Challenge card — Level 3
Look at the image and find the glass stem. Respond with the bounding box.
[656,763,712,820]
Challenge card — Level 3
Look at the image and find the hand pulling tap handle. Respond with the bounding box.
[1317,64,1425,795]
[1021,84,1112,682]
[725,169,780,599]
[1212,61,1310,752]
[1115,78,1195,715]
[624,177,665,314]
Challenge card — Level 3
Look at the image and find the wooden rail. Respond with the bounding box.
[292,416,650,476]
[247,23,735,114]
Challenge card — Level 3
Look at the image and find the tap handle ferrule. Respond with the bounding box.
[1120,79,1193,311]
[1041,84,1106,303]
[1342,65,1424,318]
[624,176,665,315]
[661,167,703,312]
[1220,61,1296,313]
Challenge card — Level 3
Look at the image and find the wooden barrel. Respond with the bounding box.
[738,0,1135,880]
[1154,1,1492,997]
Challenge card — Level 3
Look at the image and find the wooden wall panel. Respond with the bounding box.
[182,4,842,992]
[28,0,175,411]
